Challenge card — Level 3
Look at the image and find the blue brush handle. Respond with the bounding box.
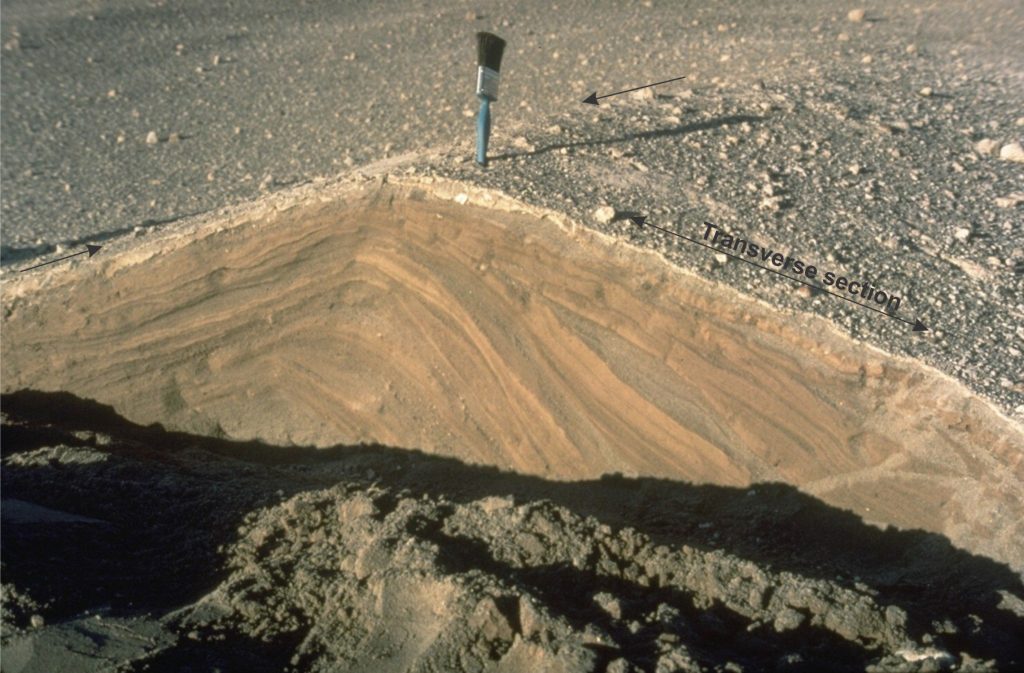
[476,95,491,166]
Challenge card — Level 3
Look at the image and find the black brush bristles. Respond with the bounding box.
[476,32,506,72]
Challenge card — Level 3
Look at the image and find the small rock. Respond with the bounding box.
[918,86,933,97]
[795,285,813,299]
[145,131,159,144]
[593,205,616,224]
[994,192,1024,209]
[998,142,1024,163]
[848,163,862,175]
[773,608,805,632]
[953,227,972,242]
[168,132,181,143]
[106,89,117,98]
[606,659,635,673]
[847,9,866,22]
[974,138,999,156]
[470,597,514,642]
[905,44,917,54]
[593,592,623,620]
[30,614,45,628]
[714,252,729,264]
[629,87,656,102]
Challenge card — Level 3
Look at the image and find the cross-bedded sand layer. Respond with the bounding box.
[3,182,1022,568]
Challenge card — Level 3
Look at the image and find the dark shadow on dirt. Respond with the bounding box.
[3,390,1022,667]
[488,115,766,162]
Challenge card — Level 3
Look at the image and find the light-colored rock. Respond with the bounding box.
[974,138,998,156]
[998,142,1024,163]
[847,9,866,22]
[994,192,1024,209]
[629,87,656,102]
[145,131,159,145]
[592,205,616,224]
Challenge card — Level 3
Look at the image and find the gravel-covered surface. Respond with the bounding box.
[3,391,1024,672]
[2,0,1022,418]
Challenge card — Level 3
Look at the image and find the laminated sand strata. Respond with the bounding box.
[2,179,1022,569]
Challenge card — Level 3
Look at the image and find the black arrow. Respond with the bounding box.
[583,76,687,105]
[629,216,929,333]
[20,245,102,272]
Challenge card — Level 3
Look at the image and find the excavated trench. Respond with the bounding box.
[2,181,1022,569]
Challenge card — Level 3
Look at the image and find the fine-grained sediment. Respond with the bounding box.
[3,181,1022,570]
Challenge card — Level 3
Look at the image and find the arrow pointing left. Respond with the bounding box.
[20,245,102,272]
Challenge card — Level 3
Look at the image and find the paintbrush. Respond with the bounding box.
[475,31,506,167]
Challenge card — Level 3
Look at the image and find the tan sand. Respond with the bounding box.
[3,180,1022,567]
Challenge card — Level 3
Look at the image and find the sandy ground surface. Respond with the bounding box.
[2,0,1024,671]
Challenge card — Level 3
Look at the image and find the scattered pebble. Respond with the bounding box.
[629,87,656,102]
[145,131,159,145]
[714,252,729,265]
[918,86,933,97]
[995,192,1024,209]
[953,227,972,242]
[974,138,998,156]
[998,142,1024,163]
[593,205,616,224]
[168,132,181,143]
[30,614,45,628]
[847,9,866,23]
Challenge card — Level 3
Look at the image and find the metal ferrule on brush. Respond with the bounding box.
[476,65,501,100]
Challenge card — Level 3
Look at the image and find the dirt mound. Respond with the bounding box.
[2,181,1022,570]
[3,397,1022,672]
[183,487,915,673]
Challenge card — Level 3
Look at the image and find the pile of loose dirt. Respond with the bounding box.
[3,396,1022,672]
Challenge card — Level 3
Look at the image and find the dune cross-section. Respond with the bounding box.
[3,180,1022,569]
